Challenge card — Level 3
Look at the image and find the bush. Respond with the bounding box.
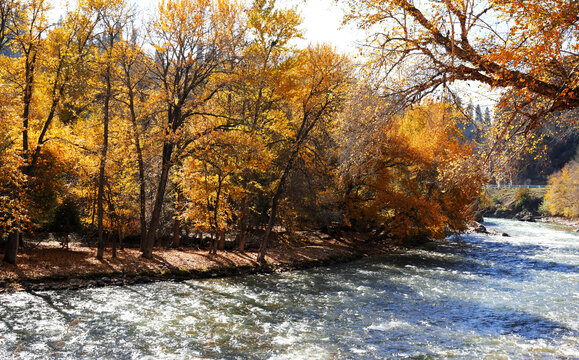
[543,160,579,218]
[514,187,532,210]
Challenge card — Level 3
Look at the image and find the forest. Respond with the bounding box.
[0,0,578,266]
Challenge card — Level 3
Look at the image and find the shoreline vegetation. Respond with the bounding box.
[0,231,402,293]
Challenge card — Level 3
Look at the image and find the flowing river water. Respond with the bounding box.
[0,218,578,359]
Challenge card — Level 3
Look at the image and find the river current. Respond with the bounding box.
[0,218,578,359]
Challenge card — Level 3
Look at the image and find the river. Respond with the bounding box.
[0,218,578,359]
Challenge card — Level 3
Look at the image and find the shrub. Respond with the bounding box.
[543,160,579,218]
[514,187,532,210]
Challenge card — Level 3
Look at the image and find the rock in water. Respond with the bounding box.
[475,224,488,234]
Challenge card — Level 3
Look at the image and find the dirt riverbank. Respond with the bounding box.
[0,231,401,293]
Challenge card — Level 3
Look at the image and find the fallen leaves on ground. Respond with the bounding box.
[0,232,397,283]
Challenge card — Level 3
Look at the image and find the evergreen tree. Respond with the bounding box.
[483,107,492,125]
[475,105,483,124]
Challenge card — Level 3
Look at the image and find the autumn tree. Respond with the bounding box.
[343,0,579,130]
[115,23,153,249]
[225,0,302,252]
[141,0,245,258]
[543,155,579,218]
[338,91,483,243]
[0,89,29,264]
[0,0,18,50]
[26,1,99,175]
[177,130,262,253]
[8,0,50,167]
[257,45,351,262]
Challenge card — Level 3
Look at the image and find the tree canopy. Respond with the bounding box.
[343,0,579,130]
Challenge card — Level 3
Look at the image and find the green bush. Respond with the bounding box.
[514,187,532,210]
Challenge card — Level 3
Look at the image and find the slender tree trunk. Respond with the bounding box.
[111,229,117,258]
[97,65,112,260]
[22,52,37,165]
[118,227,124,250]
[29,61,64,174]
[258,113,319,262]
[218,230,225,251]
[2,230,19,264]
[172,187,183,248]
[212,177,224,251]
[143,142,174,258]
[172,217,180,248]
[257,152,298,262]
[258,195,279,263]
[127,86,148,251]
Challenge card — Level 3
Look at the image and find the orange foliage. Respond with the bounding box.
[339,99,484,242]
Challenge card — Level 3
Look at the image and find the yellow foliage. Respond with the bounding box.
[544,159,579,218]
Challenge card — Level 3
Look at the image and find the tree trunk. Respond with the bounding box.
[97,65,112,260]
[257,121,316,262]
[112,229,117,259]
[2,230,19,264]
[29,60,64,174]
[208,232,217,255]
[258,197,278,263]
[119,227,124,250]
[237,196,249,252]
[217,230,225,251]
[172,217,180,248]
[22,51,37,165]
[142,142,174,258]
[172,189,183,248]
[258,152,298,263]
[127,86,147,251]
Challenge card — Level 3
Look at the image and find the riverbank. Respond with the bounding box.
[535,216,579,228]
[0,232,401,293]
[484,214,579,229]
[481,187,579,229]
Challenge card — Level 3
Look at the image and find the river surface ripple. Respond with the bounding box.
[1,218,578,359]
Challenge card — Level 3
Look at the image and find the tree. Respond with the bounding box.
[227,0,302,253]
[9,0,50,166]
[474,105,483,125]
[0,0,18,51]
[543,156,579,218]
[338,93,483,243]
[483,107,492,126]
[257,45,351,262]
[343,0,579,129]
[141,0,245,258]
[26,2,98,175]
[116,24,153,249]
[89,0,132,260]
[0,93,29,264]
[177,130,262,253]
